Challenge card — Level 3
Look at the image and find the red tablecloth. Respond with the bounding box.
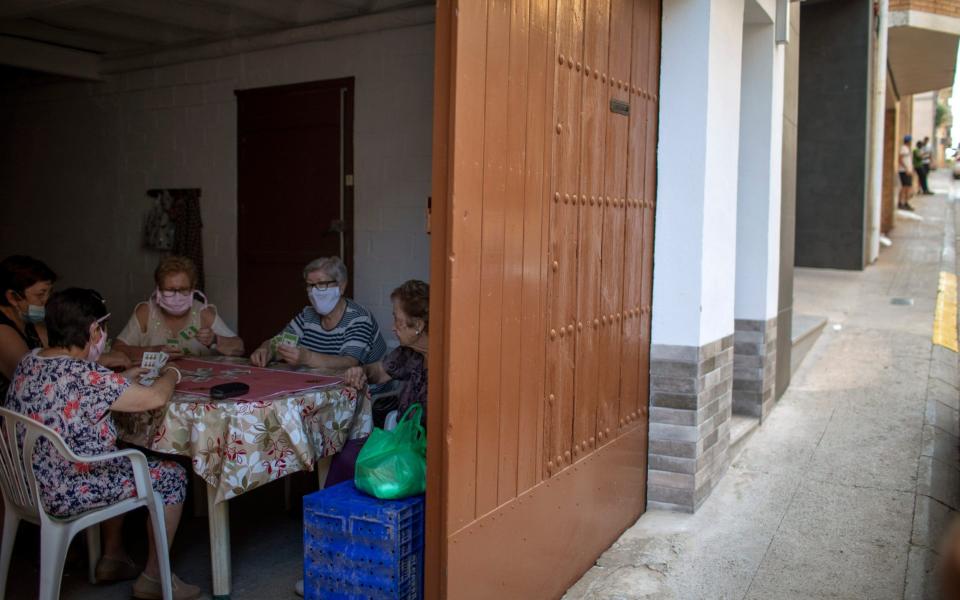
[174,358,342,401]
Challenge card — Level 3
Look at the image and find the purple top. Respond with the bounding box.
[383,346,427,426]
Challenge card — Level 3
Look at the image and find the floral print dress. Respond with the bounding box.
[6,350,186,518]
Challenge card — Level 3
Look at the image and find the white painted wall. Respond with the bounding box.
[912,90,937,145]
[653,0,746,347]
[768,44,785,315]
[0,23,434,341]
[734,21,784,321]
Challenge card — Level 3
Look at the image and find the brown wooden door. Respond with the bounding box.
[427,1,661,598]
[236,79,354,346]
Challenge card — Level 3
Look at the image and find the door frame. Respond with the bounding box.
[425,3,452,598]
[235,77,356,300]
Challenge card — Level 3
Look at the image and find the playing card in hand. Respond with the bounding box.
[140,351,169,385]
[179,325,199,341]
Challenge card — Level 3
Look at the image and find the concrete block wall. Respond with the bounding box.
[647,336,734,512]
[0,22,434,340]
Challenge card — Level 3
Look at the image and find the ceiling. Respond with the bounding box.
[0,0,432,80]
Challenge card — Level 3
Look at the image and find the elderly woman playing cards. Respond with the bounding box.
[250,256,388,375]
[343,280,429,425]
[113,256,244,361]
[5,288,202,599]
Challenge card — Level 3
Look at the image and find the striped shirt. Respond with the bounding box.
[283,299,387,367]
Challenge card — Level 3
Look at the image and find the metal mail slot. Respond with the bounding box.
[610,99,630,116]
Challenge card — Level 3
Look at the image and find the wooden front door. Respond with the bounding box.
[236,79,354,347]
[428,1,660,598]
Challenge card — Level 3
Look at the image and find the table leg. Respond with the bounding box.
[315,456,333,488]
[206,483,231,600]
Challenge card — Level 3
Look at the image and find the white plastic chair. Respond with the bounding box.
[0,407,173,600]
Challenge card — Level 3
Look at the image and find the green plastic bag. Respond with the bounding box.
[354,404,426,499]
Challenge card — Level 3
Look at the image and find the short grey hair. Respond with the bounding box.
[303,256,348,284]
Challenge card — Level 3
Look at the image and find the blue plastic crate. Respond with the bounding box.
[303,482,424,600]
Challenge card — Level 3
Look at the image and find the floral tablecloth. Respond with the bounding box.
[114,359,371,503]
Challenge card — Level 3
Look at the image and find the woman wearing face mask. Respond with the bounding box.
[0,255,131,399]
[250,256,388,377]
[0,255,56,399]
[343,280,429,425]
[5,288,202,599]
[114,255,244,361]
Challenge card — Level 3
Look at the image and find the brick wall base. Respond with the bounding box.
[733,318,778,421]
[648,335,734,512]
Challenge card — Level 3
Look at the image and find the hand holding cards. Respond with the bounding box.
[140,351,169,385]
[161,338,185,358]
[269,332,299,354]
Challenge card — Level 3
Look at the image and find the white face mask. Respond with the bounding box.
[309,286,341,316]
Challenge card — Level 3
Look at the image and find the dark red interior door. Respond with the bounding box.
[236,79,354,347]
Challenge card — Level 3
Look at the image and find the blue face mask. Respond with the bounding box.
[15,293,45,323]
[25,304,45,323]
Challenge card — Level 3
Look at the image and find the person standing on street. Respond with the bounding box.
[920,136,934,195]
[898,135,916,211]
[914,140,931,196]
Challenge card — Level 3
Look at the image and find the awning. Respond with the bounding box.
[888,10,960,97]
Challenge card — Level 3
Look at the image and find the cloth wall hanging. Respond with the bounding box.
[144,193,175,251]
[145,188,206,291]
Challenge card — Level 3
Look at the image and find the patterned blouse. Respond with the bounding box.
[383,346,427,426]
[5,350,186,517]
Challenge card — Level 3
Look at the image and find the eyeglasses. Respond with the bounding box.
[305,280,339,291]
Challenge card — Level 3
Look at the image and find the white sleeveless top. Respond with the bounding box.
[116,299,236,357]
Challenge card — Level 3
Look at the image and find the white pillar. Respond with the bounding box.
[867,0,889,263]
[652,0,745,349]
[648,0,745,513]
[733,5,786,421]
[735,22,783,324]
